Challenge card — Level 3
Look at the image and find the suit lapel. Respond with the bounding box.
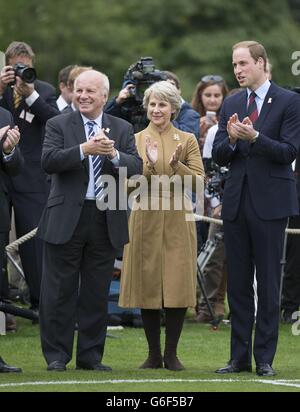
[236,91,251,154]
[71,111,89,172]
[255,83,276,130]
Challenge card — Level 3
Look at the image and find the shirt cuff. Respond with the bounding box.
[25,90,39,107]
[109,150,120,167]
[79,145,85,161]
[2,147,16,161]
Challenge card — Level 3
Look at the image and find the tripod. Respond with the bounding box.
[0,250,38,322]
[197,232,224,328]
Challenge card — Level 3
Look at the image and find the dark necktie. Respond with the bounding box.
[87,121,104,198]
[247,91,258,123]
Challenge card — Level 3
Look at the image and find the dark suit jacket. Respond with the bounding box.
[212,83,300,221]
[0,107,24,232]
[172,101,200,139]
[37,111,143,249]
[0,79,59,193]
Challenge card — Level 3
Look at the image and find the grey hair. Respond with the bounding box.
[143,81,182,120]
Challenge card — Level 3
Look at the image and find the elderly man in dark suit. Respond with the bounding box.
[212,41,300,377]
[0,107,23,373]
[0,41,59,312]
[37,70,142,372]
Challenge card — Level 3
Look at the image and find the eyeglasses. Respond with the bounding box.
[201,75,224,83]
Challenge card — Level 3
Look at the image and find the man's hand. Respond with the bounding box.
[227,113,239,144]
[0,66,15,94]
[0,125,20,154]
[81,129,116,158]
[115,83,135,104]
[14,77,35,98]
[230,116,257,141]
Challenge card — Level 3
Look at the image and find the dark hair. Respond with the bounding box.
[163,70,180,90]
[5,41,35,64]
[58,65,76,85]
[191,76,229,117]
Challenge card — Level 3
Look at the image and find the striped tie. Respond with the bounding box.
[87,121,105,199]
[13,89,22,109]
[247,91,258,123]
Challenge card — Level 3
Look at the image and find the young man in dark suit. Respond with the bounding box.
[37,70,142,372]
[0,41,59,312]
[212,41,300,376]
[0,107,23,373]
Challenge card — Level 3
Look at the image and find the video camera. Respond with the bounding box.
[205,161,228,209]
[123,57,167,103]
[10,63,37,85]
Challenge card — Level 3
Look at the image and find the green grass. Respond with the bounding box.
[0,316,299,392]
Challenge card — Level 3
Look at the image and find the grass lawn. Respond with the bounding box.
[0,316,299,392]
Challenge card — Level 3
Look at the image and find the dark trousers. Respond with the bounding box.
[223,181,287,365]
[9,190,48,308]
[39,201,116,366]
[0,233,5,299]
[281,215,300,313]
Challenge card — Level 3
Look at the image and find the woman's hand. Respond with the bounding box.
[145,136,158,165]
[169,143,182,169]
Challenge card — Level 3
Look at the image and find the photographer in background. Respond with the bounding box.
[164,71,200,140]
[105,57,166,132]
[0,41,59,314]
[0,107,23,373]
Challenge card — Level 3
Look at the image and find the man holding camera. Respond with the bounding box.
[0,41,59,313]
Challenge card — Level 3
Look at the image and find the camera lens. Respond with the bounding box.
[21,67,36,83]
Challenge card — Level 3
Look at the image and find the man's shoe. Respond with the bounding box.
[215,360,252,374]
[256,363,276,377]
[0,357,22,373]
[76,362,112,371]
[47,361,66,371]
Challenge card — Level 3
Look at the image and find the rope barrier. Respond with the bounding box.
[5,216,300,254]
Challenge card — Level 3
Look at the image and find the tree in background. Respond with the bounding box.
[0,0,300,99]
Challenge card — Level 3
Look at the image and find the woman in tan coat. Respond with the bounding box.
[119,81,204,370]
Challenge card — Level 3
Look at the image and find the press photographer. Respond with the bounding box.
[105,57,166,132]
[0,41,59,314]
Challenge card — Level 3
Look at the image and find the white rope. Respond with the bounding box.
[5,215,300,254]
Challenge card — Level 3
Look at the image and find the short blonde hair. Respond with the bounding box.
[143,81,181,120]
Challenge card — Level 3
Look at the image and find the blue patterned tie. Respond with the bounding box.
[86,121,104,198]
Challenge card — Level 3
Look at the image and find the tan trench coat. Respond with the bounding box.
[119,122,204,309]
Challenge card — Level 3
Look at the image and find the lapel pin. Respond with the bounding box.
[173,133,180,141]
[268,98,272,104]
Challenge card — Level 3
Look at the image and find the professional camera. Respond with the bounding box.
[123,57,167,103]
[205,161,228,209]
[12,63,37,84]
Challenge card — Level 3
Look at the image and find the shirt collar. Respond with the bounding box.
[247,79,271,101]
[81,112,103,129]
